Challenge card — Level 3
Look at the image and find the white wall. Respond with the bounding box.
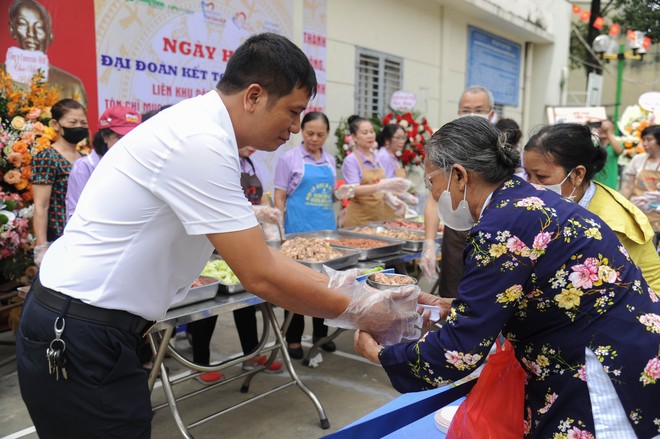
[302,0,571,154]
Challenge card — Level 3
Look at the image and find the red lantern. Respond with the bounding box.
[643,36,651,50]
[572,5,581,13]
[593,16,604,30]
[627,29,636,41]
[609,23,620,37]
[580,11,590,23]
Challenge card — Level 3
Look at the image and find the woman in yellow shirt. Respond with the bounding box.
[523,123,660,295]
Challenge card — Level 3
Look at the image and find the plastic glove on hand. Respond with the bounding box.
[420,239,438,279]
[33,242,51,267]
[377,177,410,193]
[253,205,283,224]
[334,184,356,200]
[325,282,422,346]
[397,191,419,206]
[383,192,406,216]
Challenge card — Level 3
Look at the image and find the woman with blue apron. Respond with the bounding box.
[273,112,337,359]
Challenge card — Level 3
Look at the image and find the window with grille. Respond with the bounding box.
[355,48,403,118]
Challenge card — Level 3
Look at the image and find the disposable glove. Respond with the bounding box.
[376,177,410,193]
[420,239,438,279]
[33,242,51,267]
[323,267,422,346]
[383,192,406,217]
[397,191,419,206]
[253,205,282,224]
[334,184,356,200]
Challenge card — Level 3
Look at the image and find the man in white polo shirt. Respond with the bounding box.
[16,33,421,438]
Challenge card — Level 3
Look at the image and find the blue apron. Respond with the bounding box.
[284,162,336,233]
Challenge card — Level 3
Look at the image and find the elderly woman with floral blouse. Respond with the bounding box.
[355,116,660,438]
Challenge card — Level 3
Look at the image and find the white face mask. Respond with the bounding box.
[537,169,576,200]
[460,112,490,120]
[436,169,476,231]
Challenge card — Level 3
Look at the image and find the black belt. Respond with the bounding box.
[31,279,156,337]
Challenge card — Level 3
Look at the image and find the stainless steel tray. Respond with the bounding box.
[204,255,246,294]
[285,230,405,261]
[340,226,425,252]
[267,239,360,271]
[169,276,219,309]
[376,220,443,239]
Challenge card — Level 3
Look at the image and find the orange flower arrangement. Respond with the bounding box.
[1,71,62,200]
[0,71,64,281]
[617,105,657,159]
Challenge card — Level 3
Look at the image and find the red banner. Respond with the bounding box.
[0,0,98,128]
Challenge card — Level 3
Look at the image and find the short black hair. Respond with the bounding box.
[217,33,317,102]
[377,123,405,146]
[641,125,660,144]
[524,123,607,182]
[93,130,109,157]
[51,98,85,121]
[495,118,522,147]
[347,115,370,135]
[301,111,329,132]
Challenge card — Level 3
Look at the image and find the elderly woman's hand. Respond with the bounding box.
[354,330,383,364]
[418,292,453,320]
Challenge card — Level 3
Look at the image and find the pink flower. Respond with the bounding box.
[532,232,552,251]
[576,366,587,381]
[506,236,526,253]
[6,152,22,167]
[649,289,659,303]
[20,131,35,143]
[567,427,595,439]
[643,358,660,379]
[445,351,462,368]
[26,107,41,121]
[569,259,599,289]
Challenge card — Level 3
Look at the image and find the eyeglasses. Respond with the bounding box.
[424,170,443,191]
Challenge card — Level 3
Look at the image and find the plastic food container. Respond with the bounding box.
[434,405,459,433]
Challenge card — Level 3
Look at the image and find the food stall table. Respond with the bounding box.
[321,382,474,439]
[147,292,329,439]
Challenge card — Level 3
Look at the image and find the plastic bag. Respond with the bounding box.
[446,338,525,439]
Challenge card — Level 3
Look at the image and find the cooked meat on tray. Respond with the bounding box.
[281,237,343,262]
[327,238,387,249]
[371,272,416,285]
[352,226,424,241]
[384,219,444,232]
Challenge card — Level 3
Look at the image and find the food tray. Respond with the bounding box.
[267,239,360,272]
[380,219,444,237]
[285,230,405,261]
[205,255,245,294]
[169,276,219,309]
[340,226,426,252]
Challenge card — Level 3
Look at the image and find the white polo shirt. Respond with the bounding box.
[40,91,257,320]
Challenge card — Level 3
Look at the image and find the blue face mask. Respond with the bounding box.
[436,169,475,231]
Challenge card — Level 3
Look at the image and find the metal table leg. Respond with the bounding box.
[262,304,330,429]
[301,328,346,367]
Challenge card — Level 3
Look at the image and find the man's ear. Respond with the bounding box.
[243,84,265,113]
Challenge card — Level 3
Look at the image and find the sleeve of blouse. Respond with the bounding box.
[31,151,56,185]
[341,154,362,184]
[380,200,538,392]
[273,153,292,191]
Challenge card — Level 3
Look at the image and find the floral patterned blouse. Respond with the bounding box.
[31,148,73,239]
[380,176,660,438]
